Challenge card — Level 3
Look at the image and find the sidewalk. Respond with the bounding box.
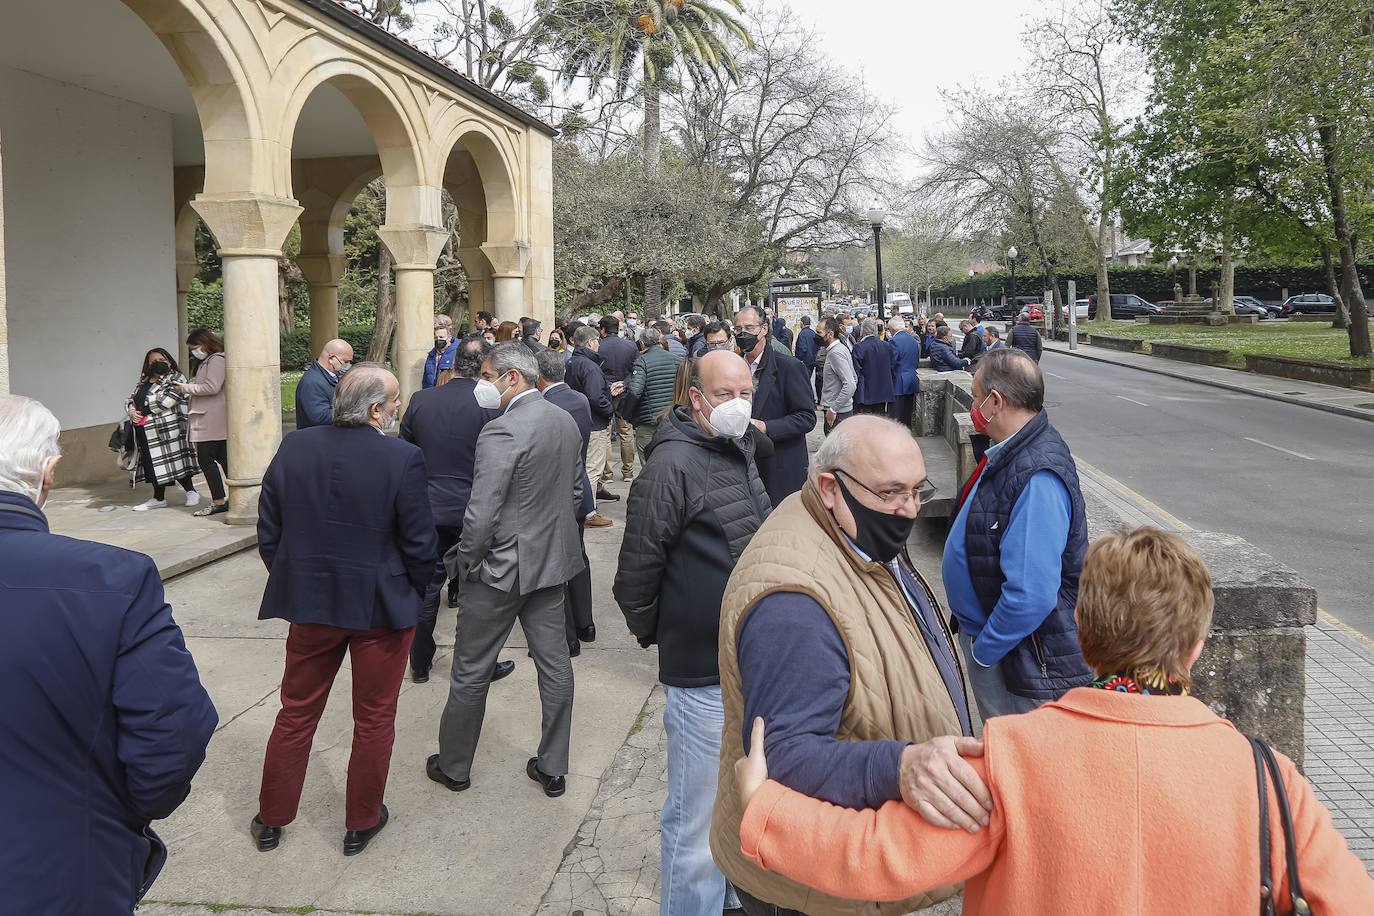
[1043,339,1374,422]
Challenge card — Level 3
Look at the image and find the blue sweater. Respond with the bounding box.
[942,466,1071,667]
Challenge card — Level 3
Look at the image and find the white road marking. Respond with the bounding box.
[1044,371,1069,380]
[1115,395,1150,407]
[1244,437,1314,461]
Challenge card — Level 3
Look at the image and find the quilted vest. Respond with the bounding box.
[962,409,1092,700]
[711,482,963,915]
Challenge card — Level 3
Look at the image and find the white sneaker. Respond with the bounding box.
[184,491,201,508]
[132,498,167,512]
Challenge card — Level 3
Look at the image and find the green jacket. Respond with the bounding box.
[625,345,685,426]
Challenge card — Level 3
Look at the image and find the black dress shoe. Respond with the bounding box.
[568,641,581,658]
[577,624,596,643]
[526,757,566,797]
[492,659,516,682]
[447,584,459,609]
[595,488,621,502]
[412,666,430,684]
[250,815,282,852]
[426,754,471,792]
[342,804,389,856]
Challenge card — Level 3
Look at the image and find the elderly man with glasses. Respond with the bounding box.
[710,414,982,916]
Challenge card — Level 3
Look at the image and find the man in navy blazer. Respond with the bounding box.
[537,350,599,655]
[733,306,818,507]
[886,316,922,428]
[852,318,896,415]
[0,395,217,914]
[294,338,354,429]
[401,335,502,681]
[254,364,436,857]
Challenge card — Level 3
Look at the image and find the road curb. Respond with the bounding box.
[1044,344,1374,423]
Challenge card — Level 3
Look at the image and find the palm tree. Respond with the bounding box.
[552,0,750,312]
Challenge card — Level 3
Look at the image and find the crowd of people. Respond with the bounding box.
[1,297,1370,914]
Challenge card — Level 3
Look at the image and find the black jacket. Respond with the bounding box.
[543,382,596,519]
[750,345,818,507]
[959,329,987,362]
[565,345,614,429]
[258,425,436,630]
[1010,323,1043,362]
[613,407,772,687]
[400,377,500,527]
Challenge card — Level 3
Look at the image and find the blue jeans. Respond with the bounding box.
[661,685,739,916]
[957,630,1042,721]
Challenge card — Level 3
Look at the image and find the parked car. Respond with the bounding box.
[1059,299,1091,320]
[992,295,1043,319]
[1233,295,1280,318]
[1280,293,1337,317]
[1088,293,1164,320]
[1229,297,1270,319]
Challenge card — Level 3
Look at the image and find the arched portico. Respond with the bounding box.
[0,0,555,523]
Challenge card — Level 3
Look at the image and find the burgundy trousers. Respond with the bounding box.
[258,623,414,831]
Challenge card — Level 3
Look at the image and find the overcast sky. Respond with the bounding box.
[781,0,1039,157]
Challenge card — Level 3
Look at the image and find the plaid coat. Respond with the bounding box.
[127,373,199,486]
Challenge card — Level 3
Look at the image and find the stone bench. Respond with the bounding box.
[1089,334,1143,352]
[1244,354,1372,388]
[1149,341,1231,366]
[910,369,977,518]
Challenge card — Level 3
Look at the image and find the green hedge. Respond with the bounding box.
[931,263,1374,303]
[279,323,378,371]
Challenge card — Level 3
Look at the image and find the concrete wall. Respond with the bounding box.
[0,66,175,481]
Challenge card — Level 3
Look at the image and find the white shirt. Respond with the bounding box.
[506,388,538,411]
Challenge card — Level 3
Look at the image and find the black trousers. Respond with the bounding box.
[135,426,194,501]
[413,524,462,674]
[737,888,805,916]
[564,520,593,647]
[823,410,853,435]
[855,401,890,415]
[195,440,229,501]
[813,371,823,405]
[891,393,915,429]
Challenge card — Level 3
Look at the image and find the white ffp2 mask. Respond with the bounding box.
[708,397,753,439]
[473,379,502,410]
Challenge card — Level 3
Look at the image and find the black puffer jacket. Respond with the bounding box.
[613,406,773,687]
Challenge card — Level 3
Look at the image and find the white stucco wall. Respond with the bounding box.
[0,66,174,430]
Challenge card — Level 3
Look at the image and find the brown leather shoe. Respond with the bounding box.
[585,512,614,528]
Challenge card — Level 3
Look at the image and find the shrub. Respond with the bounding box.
[278,322,377,371]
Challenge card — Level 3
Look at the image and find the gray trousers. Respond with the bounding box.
[957,629,1042,722]
[437,579,574,781]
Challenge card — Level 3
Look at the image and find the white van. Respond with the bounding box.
[887,292,914,316]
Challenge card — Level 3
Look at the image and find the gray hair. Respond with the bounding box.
[0,395,62,502]
[887,317,904,334]
[860,318,880,338]
[572,325,599,348]
[489,341,539,385]
[434,315,454,332]
[813,422,859,479]
[977,348,1044,411]
[332,363,392,427]
[536,348,566,383]
[641,325,663,347]
[455,336,491,379]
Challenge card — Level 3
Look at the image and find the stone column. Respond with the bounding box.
[1185,531,1316,766]
[481,242,531,323]
[296,253,346,359]
[175,256,198,369]
[191,194,303,526]
[378,226,448,407]
[0,138,8,396]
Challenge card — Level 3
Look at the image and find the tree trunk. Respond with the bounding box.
[367,243,395,363]
[1218,237,1236,315]
[277,257,294,334]
[568,277,624,312]
[1095,213,1111,307]
[1320,241,1347,318]
[642,62,663,318]
[1319,124,1372,356]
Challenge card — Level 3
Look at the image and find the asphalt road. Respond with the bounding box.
[1039,350,1374,638]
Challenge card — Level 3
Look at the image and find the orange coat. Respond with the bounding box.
[742,688,1374,914]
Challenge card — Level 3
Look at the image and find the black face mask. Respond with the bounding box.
[148,361,171,377]
[435,338,448,351]
[834,475,915,563]
[735,331,760,352]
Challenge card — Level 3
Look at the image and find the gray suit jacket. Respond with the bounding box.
[447,390,586,595]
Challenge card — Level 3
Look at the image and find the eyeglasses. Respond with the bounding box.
[833,468,936,508]
[737,322,765,334]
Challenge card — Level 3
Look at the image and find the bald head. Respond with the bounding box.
[814,415,927,535]
[318,338,354,377]
[688,350,754,434]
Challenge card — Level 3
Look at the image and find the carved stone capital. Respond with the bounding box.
[295,253,348,286]
[480,241,531,278]
[377,225,449,270]
[191,193,303,257]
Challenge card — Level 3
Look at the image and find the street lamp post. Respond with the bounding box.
[1169,255,1181,302]
[968,269,976,314]
[1007,246,1018,316]
[868,208,887,321]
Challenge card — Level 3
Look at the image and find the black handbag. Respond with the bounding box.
[1250,736,1312,915]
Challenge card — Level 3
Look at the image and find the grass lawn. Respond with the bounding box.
[280,371,301,412]
[1077,320,1374,369]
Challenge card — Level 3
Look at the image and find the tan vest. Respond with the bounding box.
[710,481,965,915]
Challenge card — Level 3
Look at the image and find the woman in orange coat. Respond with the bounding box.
[735,528,1374,914]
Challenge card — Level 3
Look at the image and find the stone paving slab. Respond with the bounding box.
[1043,339,1374,423]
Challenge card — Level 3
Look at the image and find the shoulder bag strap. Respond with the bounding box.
[1256,739,1312,915]
[1251,736,1277,916]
